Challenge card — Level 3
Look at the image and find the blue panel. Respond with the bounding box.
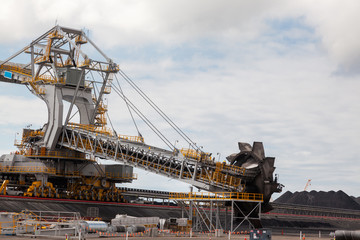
[4,71,13,79]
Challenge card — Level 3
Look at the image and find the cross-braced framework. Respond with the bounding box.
[182,200,223,231]
[0,25,118,150]
[0,26,139,201]
[59,125,256,192]
[13,210,82,237]
[170,192,263,232]
[231,201,262,231]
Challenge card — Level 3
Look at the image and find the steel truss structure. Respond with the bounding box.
[0,25,135,201]
[59,126,258,192]
[16,210,82,237]
[171,192,262,232]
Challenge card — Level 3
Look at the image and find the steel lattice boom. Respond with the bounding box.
[59,125,251,192]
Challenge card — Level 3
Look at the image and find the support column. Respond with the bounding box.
[192,162,198,181]
[195,202,199,231]
[189,200,193,229]
[259,202,262,223]
[225,205,228,231]
[181,202,184,218]
[216,202,219,230]
[30,45,34,79]
[210,200,213,232]
[230,200,234,232]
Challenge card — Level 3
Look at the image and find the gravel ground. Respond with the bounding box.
[0,233,331,240]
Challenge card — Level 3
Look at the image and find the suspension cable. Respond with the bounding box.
[111,81,175,150]
[117,69,200,151]
[114,74,141,136]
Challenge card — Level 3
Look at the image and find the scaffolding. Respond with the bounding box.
[15,210,82,237]
[170,191,263,233]
[0,210,82,237]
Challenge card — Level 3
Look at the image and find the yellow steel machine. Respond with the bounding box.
[0,26,282,226]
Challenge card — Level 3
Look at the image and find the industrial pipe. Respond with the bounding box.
[335,230,360,240]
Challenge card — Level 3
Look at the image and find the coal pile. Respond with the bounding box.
[351,196,360,205]
[275,190,360,210]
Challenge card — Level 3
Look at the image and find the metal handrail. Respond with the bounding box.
[169,192,263,202]
[68,122,144,143]
[180,148,213,162]
[0,64,64,83]
[0,166,56,174]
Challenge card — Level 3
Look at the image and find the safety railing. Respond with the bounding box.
[118,134,144,143]
[103,86,111,94]
[75,35,87,44]
[207,172,243,189]
[0,167,136,180]
[68,122,144,143]
[106,64,120,72]
[95,114,107,126]
[180,148,213,162]
[22,76,65,85]
[37,74,65,84]
[96,102,108,113]
[67,122,113,136]
[49,30,63,39]
[79,58,91,68]
[105,172,138,180]
[1,63,65,85]
[169,192,263,202]
[16,130,45,146]
[215,162,245,175]
[56,171,81,177]
[23,149,92,161]
[27,82,45,95]
[0,166,56,174]
[0,64,32,75]
[0,221,17,235]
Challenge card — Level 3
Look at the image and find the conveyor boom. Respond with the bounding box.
[59,126,247,192]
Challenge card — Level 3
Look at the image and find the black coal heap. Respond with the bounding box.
[275,190,360,210]
[351,196,360,205]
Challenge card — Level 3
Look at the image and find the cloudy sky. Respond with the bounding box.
[0,0,359,198]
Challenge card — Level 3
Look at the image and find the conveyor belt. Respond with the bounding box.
[59,126,259,193]
[270,202,360,220]
[118,187,170,199]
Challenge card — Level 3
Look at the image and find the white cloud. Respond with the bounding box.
[2,0,360,72]
[0,1,294,49]
[0,0,360,198]
[298,1,360,73]
[107,37,360,196]
[0,95,46,125]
